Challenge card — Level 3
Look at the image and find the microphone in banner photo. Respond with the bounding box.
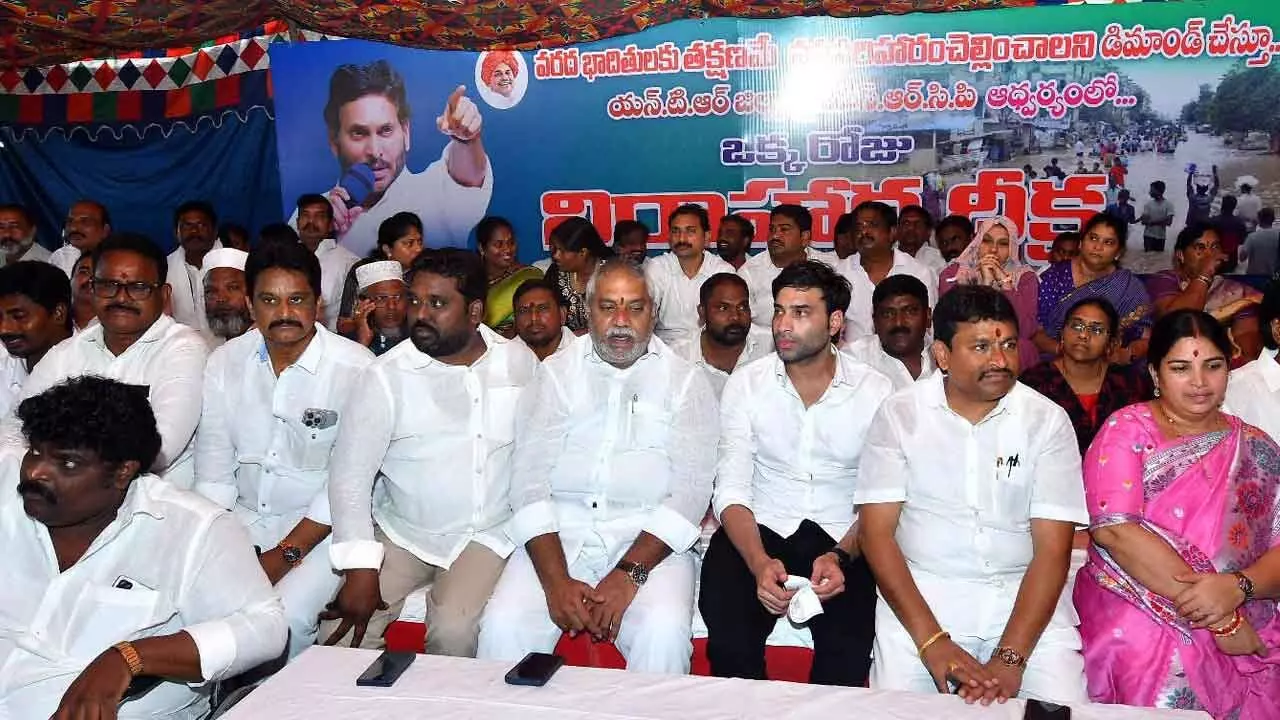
[339,164,377,209]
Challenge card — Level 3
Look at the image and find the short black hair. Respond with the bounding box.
[1174,222,1216,253]
[1082,212,1129,253]
[668,203,710,232]
[933,284,1019,347]
[218,223,249,247]
[834,212,855,236]
[772,260,851,315]
[612,220,649,244]
[699,272,749,308]
[853,200,897,229]
[173,200,217,229]
[324,60,410,135]
[1261,278,1280,351]
[898,204,934,228]
[1151,180,1166,194]
[1221,195,1238,214]
[936,214,974,239]
[379,212,424,251]
[18,376,161,472]
[0,203,33,226]
[1061,296,1120,339]
[475,216,514,249]
[872,273,929,310]
[95,233,168,285]
[69,199,111,227]
[512,278,567,308]
[1052,231,1082,250]
[551,217,614,259]
[719,214,754,241]
[0,261,72,332]
[296,193,334,223]
[770,204,812,233]
[258,223,300,248]
[245,239,323,298]
[407,248,487,306]
[1259,207,1276,226]
[1148,309,1232,367]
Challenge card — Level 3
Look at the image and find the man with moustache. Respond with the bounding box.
[0,204,51,266]
[840,201,937,343]
[167,201,222,331]
[69,252,97,332]
[646,203,735,347]
[717,213,754,270]
[512,278,573,361]
[670,272,772,398]
[896,205,947,274]
[322,249,538,655]
[347,260,408,356]
[858,285,1087,705]
[477,260,718,674]
[49,200,111,277]
[702,260,891,686]
[613,220,650,268]
[935,215,974,264]
[10,233,209,489]
[295,193,362,331]
[0,262,72,416]
[739,204,842,333]
[196,241,374,659]
[201,248,252,349]
[843,275,936,391]
[0,376,286,719]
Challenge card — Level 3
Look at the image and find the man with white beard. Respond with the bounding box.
[201,247,252,349]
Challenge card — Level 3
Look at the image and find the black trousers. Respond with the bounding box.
[699,519,876,686]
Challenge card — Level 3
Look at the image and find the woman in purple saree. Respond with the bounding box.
[1076,309,1280,718]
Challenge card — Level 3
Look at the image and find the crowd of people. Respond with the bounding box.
[0,183,1278,720]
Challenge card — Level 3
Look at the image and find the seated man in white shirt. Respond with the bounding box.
[296,194,361,331]
[1225,278,1280,441]
[841,201,938,343]
[166,201,222,331]
[703,260,893,686]
[0,262,73,416]
[857,285,1088,705]
[0,203,52,266]
[196,242,375,658]
[0,375,286,719]
[477,259,718,674]
[512,278,573,361]
[50,199,112,277]
[646,203,735,347]
[322,249,538,655]
[669,272,772,398]
[200,247,251,349]
[843,275,937,391]
[896,205,948,275]
[739,204,839,332]
[11,233,209,489]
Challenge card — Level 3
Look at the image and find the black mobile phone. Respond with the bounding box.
[504,652,564,687]
[1024,699,1072,720]
[355,650,416,687]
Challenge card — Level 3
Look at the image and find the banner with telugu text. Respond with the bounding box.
[270,0,1280,267]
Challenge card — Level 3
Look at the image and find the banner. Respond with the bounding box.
[271,0,1280,268]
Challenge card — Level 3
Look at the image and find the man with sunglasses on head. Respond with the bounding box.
[5,233,209,490]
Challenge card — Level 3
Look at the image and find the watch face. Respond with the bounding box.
[283,547,303,564]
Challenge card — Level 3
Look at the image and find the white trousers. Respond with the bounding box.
[476,543,696,674]
[870,553,1088,705]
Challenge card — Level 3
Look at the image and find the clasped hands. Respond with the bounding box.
[546,570,638,643]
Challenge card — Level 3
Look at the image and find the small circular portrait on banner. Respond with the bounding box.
[475,50,528,110]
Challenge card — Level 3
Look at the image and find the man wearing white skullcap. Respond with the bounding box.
[202,247,252,348]
[352,260,406,356]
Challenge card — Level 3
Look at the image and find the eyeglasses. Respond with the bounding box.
[91,279,161,301]
[1067,319,1109,337]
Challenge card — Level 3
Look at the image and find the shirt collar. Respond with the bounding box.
[85,314,174,354]
[1255,350,1280,393]
[316,238,338,255]
[256,324,326,375]
[923,370,1016,423]
[405,323,501,370]
[771,344,848,389]
[584,332,664,368]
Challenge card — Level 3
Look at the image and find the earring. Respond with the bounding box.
[1154,386,1161,398]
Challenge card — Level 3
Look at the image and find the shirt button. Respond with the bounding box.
[591,502,598,509]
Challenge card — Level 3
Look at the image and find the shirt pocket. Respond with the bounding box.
[485,386,523,447]
[991,461,1034,529]
[66,585,169,660]
[288,421,340,471]
[628,400,673,450]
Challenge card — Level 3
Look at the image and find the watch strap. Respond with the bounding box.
[1234,571,1255,601]
[993,645,1028,669]
[828,546,853,567]
[615,560,649,586]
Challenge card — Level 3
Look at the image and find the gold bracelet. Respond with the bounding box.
[917,630,950,658]
[113,640,143,677]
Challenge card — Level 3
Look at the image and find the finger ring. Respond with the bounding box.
[947,661,960,674]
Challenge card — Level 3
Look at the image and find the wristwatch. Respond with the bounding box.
[615,560,650,587]
[827,546,853,568]
[279,543,305,567]
[1234,571,1255,602]
[992,646,1028,669]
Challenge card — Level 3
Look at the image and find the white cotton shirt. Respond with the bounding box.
[738,248,842,332]
[644,250,736,347]
[328,325,539,571]
[508,334,718,564]
[715,349,894,541]
[314,238,361,331]
[0,348,26,419]
[0,469,286,720]
[166,243,222,332]
[669,324,774,398]
[1226,352,1280,443]
[48,245,80,277]
[855,373,1088,582]
[842,335,936,392]
[12,315,209,488]
[912,244,948,275]
[514,326,577,362]
[839,249,938,343]
[5,243,53,266]
[194,325,375,533]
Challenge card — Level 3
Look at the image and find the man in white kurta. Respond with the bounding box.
[477,260,718,674]
[645,204,735,347]
[668,271,772,398]
[166,202,222,332]
[839,201,938,344]
[841,274,937,391]
[738,205,844,333]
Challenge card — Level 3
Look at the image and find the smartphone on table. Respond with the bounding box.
[504,652,564,687]
[1024,699,1071,720]
[356,650,416,687]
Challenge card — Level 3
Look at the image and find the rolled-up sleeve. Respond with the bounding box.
[193,350,238,510]
[508,364,570,546]
[712,369,757,521]
[420,147,493,247]
[327,366,396,570]
[853,398,911,506]
[646,368,717,553]
[1030,405,1089,525]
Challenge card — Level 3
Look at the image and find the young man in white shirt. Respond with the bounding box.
[645,203,735,347]
[895,205,948,275]
[669,272,772,398]
[477,260,718,674]
[166,201,222,331]
[50,199,112,277]
[857,285,1088,705]
[843,274,936,391]
[323,249,538,656]
[704,260,892,686]
[840,201,938,343]
[1226,279,1280,441]
[196,242,375,658]
[512,277,574,361]
[200,247,251,349]
[295,194,361,331]
[0,376,286,720]
[739,204,841,332]
[0,261,72,416]
[716,213,754,270]
[11,233,209,489]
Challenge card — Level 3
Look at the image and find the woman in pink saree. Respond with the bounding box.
[1075,309,1280,718]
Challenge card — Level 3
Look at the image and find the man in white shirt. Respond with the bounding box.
[716,213,754,270]
[1236,181,1262,231]
[512,277,574,361]
[0,375,286,720]
[0,203,52,266]
[196,242,374,658]
[49,199,112,277]
[896,205,948,274]
[843,274,936,391]
[739,204,841,332]
[613,220,650,268]
[0,262,72,416]
[1226,279,1280,440]
[704,260,892,686]
[1139,180,1176,253]
[201,247,251,349]
[295,194,362,331]
[290,60,492,258]
[669,272,772,398]
[323,249,538,655]
[477,260,718,673]
[841,201,938,343]
[646,203,735,347]
[935,214,973,265]
[166,201,222,331]
[14,233,209,489]
[857,285,1088,705]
